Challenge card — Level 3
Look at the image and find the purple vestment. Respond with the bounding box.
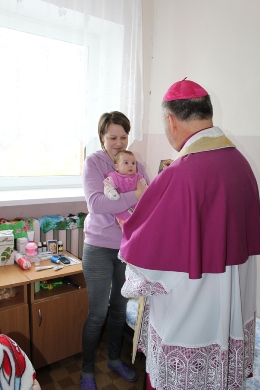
[121,134,260,278]
[119,127,260,389]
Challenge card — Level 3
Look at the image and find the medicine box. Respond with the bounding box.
[16,237,28,255]
[0,230,14,266]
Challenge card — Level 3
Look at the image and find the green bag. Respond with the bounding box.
[0,218,34,239]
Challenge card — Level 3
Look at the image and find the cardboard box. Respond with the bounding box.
[0,230,14,266]
[16,237,28,254]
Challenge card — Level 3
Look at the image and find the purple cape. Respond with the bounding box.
[120,147,260,279]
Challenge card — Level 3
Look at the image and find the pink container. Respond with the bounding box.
[25,241,38,257]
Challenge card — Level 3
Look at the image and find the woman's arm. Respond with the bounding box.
[83,155,149,215]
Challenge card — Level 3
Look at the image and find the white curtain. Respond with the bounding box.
[0,0,143,187]
[83,0,144,153]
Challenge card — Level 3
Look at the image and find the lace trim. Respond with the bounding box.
[140,315,255,390]
[121,264,168,298]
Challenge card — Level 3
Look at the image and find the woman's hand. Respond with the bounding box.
[134,179,148,201]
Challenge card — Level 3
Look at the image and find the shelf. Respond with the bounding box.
[0,286,27,309]
[0,265,29,309]
[23,253,85,303]
[33,273,86,302]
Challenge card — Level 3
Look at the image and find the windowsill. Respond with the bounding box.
[0,187,85,207]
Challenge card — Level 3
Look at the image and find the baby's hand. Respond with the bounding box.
[135,179,147,200]
[140,178,148,188]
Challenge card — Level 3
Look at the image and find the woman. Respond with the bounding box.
[80,111,149,390]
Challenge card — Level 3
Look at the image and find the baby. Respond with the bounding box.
[104,150,147,228]
[0,334,41,390]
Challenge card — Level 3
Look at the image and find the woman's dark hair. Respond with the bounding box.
[98,111,131,150]
[162,95,213,121]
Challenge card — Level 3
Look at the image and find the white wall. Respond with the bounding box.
[138,0,260,315]
[139,0,260,182]
[149,0,260,134]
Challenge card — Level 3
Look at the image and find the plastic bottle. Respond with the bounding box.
[42,242,47,252]
[35,281,41,293]
[58,241,63,255]
[38,242,43,253]
[50,255,60,264]
[14,252,32,270]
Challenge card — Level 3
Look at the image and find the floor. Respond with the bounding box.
[36,326,146,390]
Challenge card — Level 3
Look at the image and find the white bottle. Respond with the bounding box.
[38,242,43,253]
[58,241,63,255]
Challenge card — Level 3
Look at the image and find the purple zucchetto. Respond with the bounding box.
[163,77,208,101]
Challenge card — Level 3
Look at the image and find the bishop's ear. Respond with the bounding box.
[167,113,177,134]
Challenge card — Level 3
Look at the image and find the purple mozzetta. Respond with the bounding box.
[120,140,260,279]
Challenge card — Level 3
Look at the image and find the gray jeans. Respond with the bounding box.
[81,244,127,373]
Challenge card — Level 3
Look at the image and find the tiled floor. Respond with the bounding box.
[36,326,146,390]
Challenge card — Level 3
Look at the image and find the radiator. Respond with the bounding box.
[32,219,84,259]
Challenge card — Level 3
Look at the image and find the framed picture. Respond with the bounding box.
[47,239,58,254]
[158,159,172,174]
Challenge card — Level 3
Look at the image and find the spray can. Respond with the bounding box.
[14,252,32,270]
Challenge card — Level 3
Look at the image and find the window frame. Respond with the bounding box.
[0,2,127,191]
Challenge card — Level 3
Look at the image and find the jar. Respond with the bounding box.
[25,241,38,257]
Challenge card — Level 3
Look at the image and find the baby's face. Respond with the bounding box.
[115,154,137,175]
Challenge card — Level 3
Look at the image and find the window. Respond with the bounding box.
[0,0,143,191]
[0,26,87,189]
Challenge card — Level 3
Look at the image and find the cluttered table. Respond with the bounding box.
[24,251,83,282]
